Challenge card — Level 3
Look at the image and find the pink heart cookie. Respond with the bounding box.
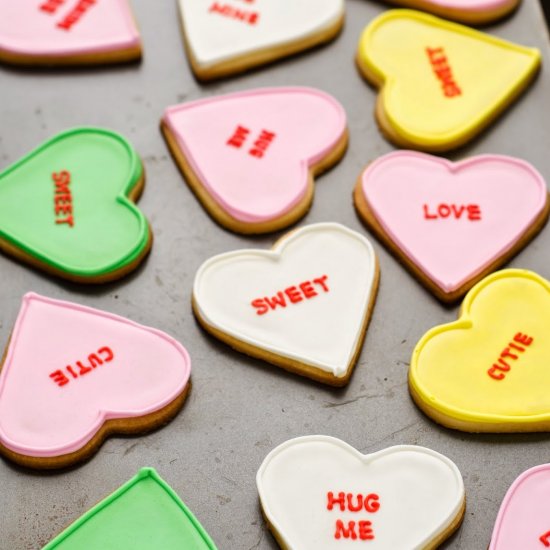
[162,87,348,234]
[490,464,550,549]
[0,0,141,66]
[354,151,549,302]
[383,0,520,25]
[0,293,191,469]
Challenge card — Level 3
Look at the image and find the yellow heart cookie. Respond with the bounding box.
[410,270,550,432]
[357,10,541,152]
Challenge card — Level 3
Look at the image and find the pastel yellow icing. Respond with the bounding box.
[410,270,550,431]
[357,10,541,149]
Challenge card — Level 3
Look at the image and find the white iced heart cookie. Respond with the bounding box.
[192,223,379,386]
[178,0,345,80]
[257,436,465,550]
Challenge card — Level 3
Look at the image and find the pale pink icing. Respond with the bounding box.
[0,293,191,458]
[361,151,547,293]
[419,0,515,10]
[0,0,140,58]
[489,464,550,549]
[163,87,347,223]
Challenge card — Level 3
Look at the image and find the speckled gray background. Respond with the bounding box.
[1,1,550,548]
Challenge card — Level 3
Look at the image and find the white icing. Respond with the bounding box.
[193,223,377,378]
[257,436,465,550]
[178,0,345,68]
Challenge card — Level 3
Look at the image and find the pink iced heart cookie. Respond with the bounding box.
[354,151,549,302]
[162,87,348,234]
[490,464,550,549]
[177,0,344,80]
[257,436,465,549]
[382,0,521,25]
[0,293,191,469]
[0,0,141,66]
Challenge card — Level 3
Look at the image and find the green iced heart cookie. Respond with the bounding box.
[0,127,151,282]
[43,468,217,549]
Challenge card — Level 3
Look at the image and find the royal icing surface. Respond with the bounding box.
[360,151,548,293]
[489,464,550,550]
[44,468,217,549]
[163,88,347,224]
[0,0,140,59]
[193,223,377,378]
[0,293,191,458]
[410,270,550,430]
[357,10,540,150]
[257,436,464,549]
[0,127,150,279]
[178,0,344,69]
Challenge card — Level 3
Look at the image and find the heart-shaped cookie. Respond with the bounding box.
[489,464,550,550]
[381,0,520,25]
[0,293,191,469]
[162,88,348,234]
[193,223,379,386]
[257,436,465,550]
[0,127,151,283]
[44,468,217,549]
[178,0,344,80]
[410,269,550,432]
[356,10,541,152]
[354,151,549,302]
[0,0,141,65]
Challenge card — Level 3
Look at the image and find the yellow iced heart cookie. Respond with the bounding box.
[410,269,550,432]
[357,10,541,152]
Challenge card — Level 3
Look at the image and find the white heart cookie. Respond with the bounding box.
[193,223,378,385]
[178,0,345,80]
[257,436,465,550]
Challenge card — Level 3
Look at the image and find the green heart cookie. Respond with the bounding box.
[43,468,218,549]
[0,128,151,282]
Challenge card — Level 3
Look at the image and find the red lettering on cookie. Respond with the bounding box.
[335,520,357,540]
[49,346,114,387]
[423,203,482,221]
[327,492,381,513]
[249,130,276,159]
[226,125,250,148]
[40,0,66,14]
[426,47,462,98]
[488,333,533,381]
[52,171,74,227]
[208,2,259,25]
[57,0,97,31]
[540,531,550,547]
[251,275,330,315]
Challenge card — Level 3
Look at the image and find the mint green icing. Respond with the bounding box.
[43,468,218,549]
[0,127,149,277]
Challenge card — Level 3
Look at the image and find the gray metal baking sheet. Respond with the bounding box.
[1,1,550,548]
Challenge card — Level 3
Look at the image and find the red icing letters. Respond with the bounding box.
[57,0,97,30]
[208,2,259,25]
[251,275,330,315]
[226,125,276,158]
[40,0,66,14]
[423,203,481,221]
[49,346,114,387]
[540,531,550,547]
[426,47,462,98]
[52,171,74,228]
[488,333,533,381]
[328,492,380,541]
